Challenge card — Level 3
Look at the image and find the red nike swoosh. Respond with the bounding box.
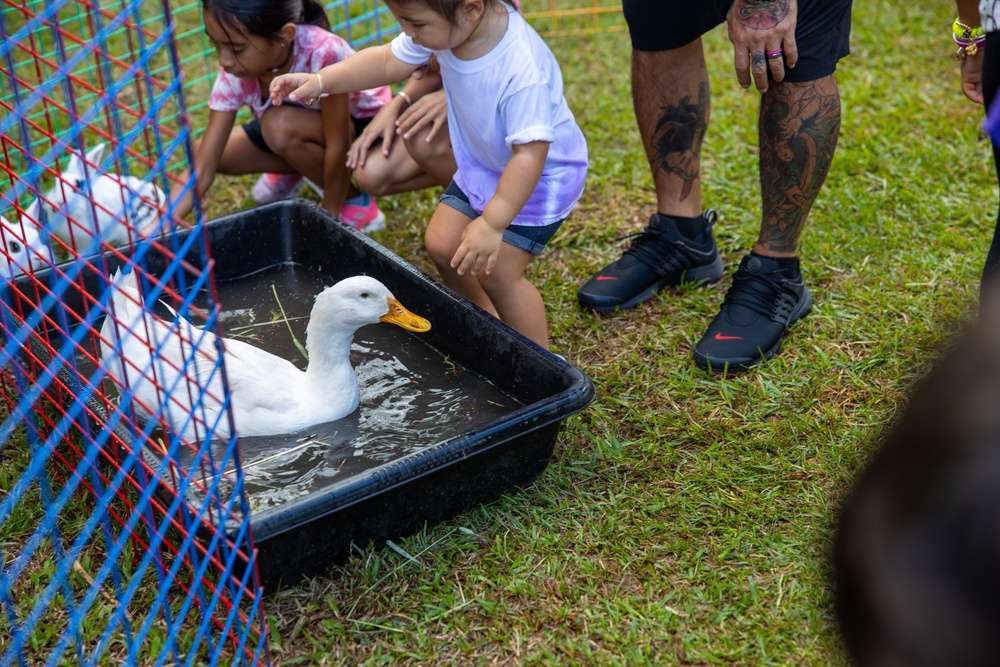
[714,333,743,340]
[595,275,617,281]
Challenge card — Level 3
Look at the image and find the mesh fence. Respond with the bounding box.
[0,1,622,665]
[0,1,268,665]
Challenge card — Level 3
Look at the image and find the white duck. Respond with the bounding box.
[99,270,431,441]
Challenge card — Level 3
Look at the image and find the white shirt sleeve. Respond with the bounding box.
[500,83,556,148]
[389,33,433,66]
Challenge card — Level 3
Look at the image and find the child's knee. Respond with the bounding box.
[424,227,455,267]
[259,109,304,154]
[404,134,449,168]
[353,161,392,197]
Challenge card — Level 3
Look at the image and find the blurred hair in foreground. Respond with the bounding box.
[834,290,1000,667]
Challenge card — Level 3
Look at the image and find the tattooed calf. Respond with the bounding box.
[650,82,708,201]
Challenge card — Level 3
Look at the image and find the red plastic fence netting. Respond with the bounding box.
[0,1,269,664]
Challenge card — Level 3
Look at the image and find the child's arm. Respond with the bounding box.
[270,44,419,107]
[451,140,549,276]
[319,92,354,213]
[956,0,984,104]
[168,109,236,220]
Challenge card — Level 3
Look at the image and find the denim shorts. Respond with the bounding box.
[439,180,563,255]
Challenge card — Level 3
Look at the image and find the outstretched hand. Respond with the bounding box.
[726,0,798,93]
[270,72,324,106]
[396,89,448,142]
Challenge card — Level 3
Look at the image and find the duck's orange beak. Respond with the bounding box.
[381,296,431,332]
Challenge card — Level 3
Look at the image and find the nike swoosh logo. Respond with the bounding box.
[595,275,617,281]
[714,333,743,340]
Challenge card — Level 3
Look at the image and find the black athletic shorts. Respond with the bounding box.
[242,115,372,154]
[622,0,852,82]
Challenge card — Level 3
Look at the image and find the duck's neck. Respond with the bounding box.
[303,324,357,379]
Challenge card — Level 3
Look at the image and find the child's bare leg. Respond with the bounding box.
[477,245,548,349]
[214,129,292,175]
[355,118,455,196]
[258,105,325,180]
[259,105,354,211]
[354,140,437,197]
[425,203,497,316]
[403,127,456,188]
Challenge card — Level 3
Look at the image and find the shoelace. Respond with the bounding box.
[724,268,799,321]
[622,227,697,272]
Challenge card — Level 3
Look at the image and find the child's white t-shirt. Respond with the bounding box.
[390,5,588,226]
[209,24,390,121]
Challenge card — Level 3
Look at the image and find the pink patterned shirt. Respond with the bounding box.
[208,24,390,120]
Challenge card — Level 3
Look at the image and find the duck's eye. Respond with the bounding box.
[360,291,371,299]
[74,179,85,189]
[8,240,21,253]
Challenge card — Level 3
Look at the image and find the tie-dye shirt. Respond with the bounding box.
[389,4,587,226]
[208,24,390,120]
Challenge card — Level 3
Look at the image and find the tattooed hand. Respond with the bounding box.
[726,0,798,93]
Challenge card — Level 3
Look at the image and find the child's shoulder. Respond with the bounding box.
[296,23,350,49]
[295,23,355,65]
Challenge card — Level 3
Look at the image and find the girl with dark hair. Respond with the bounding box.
[170,0,391,231]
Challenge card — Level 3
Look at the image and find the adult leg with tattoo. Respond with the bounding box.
[577,42,724,312]
[755,76,842,258]
[633,42,709,216]
[692,74,842,372]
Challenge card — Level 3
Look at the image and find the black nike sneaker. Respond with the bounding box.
[692,253,812,373]
[577,210,724,312]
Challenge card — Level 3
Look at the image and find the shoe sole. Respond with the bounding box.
[360,214,386,234]
[340,210,387,234]
[252,177,306,204]
[692,289,813,373]
[579,254,725,313]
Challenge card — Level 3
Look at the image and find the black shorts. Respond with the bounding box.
[622,0,852,82]
[242,115,372,154]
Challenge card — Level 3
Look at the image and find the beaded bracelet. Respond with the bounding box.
[954,18,985,40]
[953,18,986,61]
[955,34,986,60]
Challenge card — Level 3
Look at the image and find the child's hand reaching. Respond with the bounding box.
[451,216,505,276]
[270,72,324,106]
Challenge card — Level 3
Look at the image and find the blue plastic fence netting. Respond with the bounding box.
[0,1,269,665]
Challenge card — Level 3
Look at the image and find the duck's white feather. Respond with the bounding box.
[99,270,429,441]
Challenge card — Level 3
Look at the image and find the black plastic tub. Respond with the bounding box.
[9,200,595,591]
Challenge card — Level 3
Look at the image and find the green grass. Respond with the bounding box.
[220,1,996,664]
[3,0,992,664]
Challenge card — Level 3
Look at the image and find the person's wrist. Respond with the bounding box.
[479,210,510,233]
[953,18,986,62]
[396,91,412,107]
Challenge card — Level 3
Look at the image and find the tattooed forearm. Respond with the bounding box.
[649,81,709,201]
[757,77,841,254]
[735,0,790,30]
